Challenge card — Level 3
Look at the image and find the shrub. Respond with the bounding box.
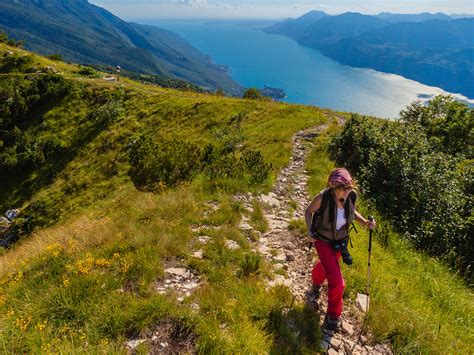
[77,66,98,77]
[329,97,473,281]
[128,135,203,191]
[243,88,269,101]
[46,53,63,61]
[0,53,34,73]
[239,150,272,185]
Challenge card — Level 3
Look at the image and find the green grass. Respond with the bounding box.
[249,199,269,233]
[305,126,474,353]
[0,43,328,352]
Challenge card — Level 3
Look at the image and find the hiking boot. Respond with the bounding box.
[321,314,342,333]
[305,284,321,309]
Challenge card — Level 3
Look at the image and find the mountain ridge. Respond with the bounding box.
[0,0,243,95]
[265,11,474,98]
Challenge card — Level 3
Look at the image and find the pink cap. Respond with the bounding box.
[328,168,353,186]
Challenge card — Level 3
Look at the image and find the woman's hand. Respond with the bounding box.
[365,219,376,230]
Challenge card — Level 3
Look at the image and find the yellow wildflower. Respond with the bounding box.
[95,258,112,267]
[62,275,70,287]
[35,322,46,332]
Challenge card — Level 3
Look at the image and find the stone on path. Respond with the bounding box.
[165,268,187,276]
[330,337,343,349]
[126,339,147,349]
[342,320,354,335]
[357,293,369,312]
[192,250,203,259]
[260,193,280,207]
[225,239,240,250]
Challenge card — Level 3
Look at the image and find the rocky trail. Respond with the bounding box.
[128,122,393,354]
[235,123,392,354]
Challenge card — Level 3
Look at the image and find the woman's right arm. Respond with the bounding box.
[305,194,322,238]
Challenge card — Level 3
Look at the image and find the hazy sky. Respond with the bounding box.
[91,0,474,20]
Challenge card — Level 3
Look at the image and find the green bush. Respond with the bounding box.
[77,66,98,77]
[243,88,269,101]
[128,135,203,191]
[128,134,272,192]
[0,53,34,73]
[329,96,473,281]
[46,53,63,61]
[0,75,72,174]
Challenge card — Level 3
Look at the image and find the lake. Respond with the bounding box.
[141,20,473,119]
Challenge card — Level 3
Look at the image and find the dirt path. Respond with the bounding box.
[236,122,392,354]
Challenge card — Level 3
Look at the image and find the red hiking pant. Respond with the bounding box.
[312,239,345,319]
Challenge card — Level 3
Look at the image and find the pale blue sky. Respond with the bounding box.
[91,0,474,20]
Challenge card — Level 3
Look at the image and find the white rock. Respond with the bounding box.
[330,337,343,349]
[260,194,280,207]
[225,239,240,250]
[192,250,204,259]
[165,268,187,276]
[342,320,354,335]
[183,282,199,290]
[258,245,270,254]
[198,236,211,244]
[126,339,147,349]
[240,222,253,231]
[269,275,286,287]
[328,349,339,355]
[357,293,369,312]
[274,253,286,262]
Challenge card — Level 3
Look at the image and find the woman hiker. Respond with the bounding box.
[305,168,376,332]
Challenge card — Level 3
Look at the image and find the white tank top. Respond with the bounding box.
[336,208,346,231]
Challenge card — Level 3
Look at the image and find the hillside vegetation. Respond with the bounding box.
[0,42,472,353]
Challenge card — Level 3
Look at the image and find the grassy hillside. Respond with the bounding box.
[0,43,472,353]
[0,0,242,95]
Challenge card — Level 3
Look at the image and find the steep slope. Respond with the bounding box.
[0,0,242,94]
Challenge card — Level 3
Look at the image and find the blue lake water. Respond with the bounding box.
[142,20,473,119]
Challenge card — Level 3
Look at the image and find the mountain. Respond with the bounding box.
[376,12,452,23]
[296,12,388,47]
[0,0,242,95]
[319,19,474,97]
[265,12,387,46]
[265,11,474,98]
[264,10,328,38]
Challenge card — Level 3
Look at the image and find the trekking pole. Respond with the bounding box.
[352,215,375,353]
[366,215,374,313]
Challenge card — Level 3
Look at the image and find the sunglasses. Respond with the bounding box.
[336,185,352,192]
